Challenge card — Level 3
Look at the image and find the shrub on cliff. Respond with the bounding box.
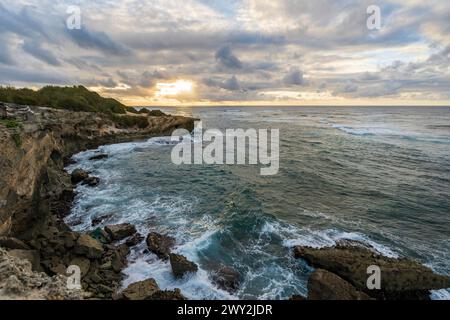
[0,86,127,115]
[108,114,149,129]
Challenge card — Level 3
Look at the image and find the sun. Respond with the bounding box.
[156,80,194,97]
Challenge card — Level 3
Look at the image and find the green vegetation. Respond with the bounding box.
[0,85,127,114]
[0,118,21,129]
[109,114,149,129]
[0,85,151,129]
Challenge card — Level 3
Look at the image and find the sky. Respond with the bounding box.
[1,0,450,106]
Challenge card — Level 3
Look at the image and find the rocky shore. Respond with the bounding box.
[293,241,450,300]
[0,102,195,299]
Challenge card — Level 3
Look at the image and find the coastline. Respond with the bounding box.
[1,102,450,300]
[0,103,195,299]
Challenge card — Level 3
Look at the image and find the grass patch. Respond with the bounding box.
[0,85,127,115]
[0,118,21,129]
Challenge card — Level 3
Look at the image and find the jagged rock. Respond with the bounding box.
[146,232,175,260]
[0,248,85,300]
[212,266,242,293]
[169,253,198,278]
[69,257,91,279]
[294,245,450,300]
[149,288,186,300]
[122,278,160,300]
[0,237,30,250]
[74,234,104,259]
[91,214,113,227]
[89,154,108,161]
[82,176,100,187]
[105,224,137,241]
[8,250,40,271]
[71,169,89,184]
[89,228,111,244]
[308,269,372,300]
[125,233,144,247]
[111,250,126,273]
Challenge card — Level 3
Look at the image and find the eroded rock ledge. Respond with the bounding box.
[0,103,195,299]
[293,242,450,300]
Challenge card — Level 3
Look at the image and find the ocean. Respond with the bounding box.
[65,106,450,300]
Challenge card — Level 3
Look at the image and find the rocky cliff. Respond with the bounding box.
[0,103,195,299]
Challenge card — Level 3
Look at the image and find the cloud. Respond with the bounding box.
[66,27,130,56]
[0,0,450,104]
[22,40,60,66]
[215,46,243,69]
[283,68,305,86]
[204,75,241,91]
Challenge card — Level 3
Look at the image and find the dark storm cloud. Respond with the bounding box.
[215,46,243,69]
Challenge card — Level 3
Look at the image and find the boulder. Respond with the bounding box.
[91,214,113,227]
[0,237,30,250]
[169,253,198,278]
[89,228,111,244]
[148,288,186,300]
[82,176,100,187]
[212,266,242,293]
[89,154,108,161]
[122,278,160,300]
[71,169,89,184]
[8,249,40,271]
[74,234,104,259]
[294,245,450,300]
[105,224,137,241]
[126,233,144,247]
[69,257,91,279]
[308,269,372,300]
[146,232,175,260]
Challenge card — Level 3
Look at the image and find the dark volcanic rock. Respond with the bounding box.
[89,154,108,161]
[0,237,30,250]
[169,253,198,278]
[71,169,89,184]
[212,266,242,293]
[82,176,100,187]
[308,269,371,300]
[294,245,450,300]
[105,224,137,241]
[122,278,159,300]
[146,232,175,260]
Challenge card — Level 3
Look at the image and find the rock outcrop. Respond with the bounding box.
[146,232,175,260]
[0,103,195,300]
[0,248,85,300]
[307,269,371,300]
[169,253,198,278]
[212,266,242,293]
[294,245,450,300]
[105,224,137,241]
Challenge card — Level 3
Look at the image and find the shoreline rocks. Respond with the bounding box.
[146,232,175,260]
[105,224,137,241]
[169,253,198,278]
[294,245,450,300]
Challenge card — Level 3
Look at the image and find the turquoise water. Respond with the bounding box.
[66,106,450,300]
